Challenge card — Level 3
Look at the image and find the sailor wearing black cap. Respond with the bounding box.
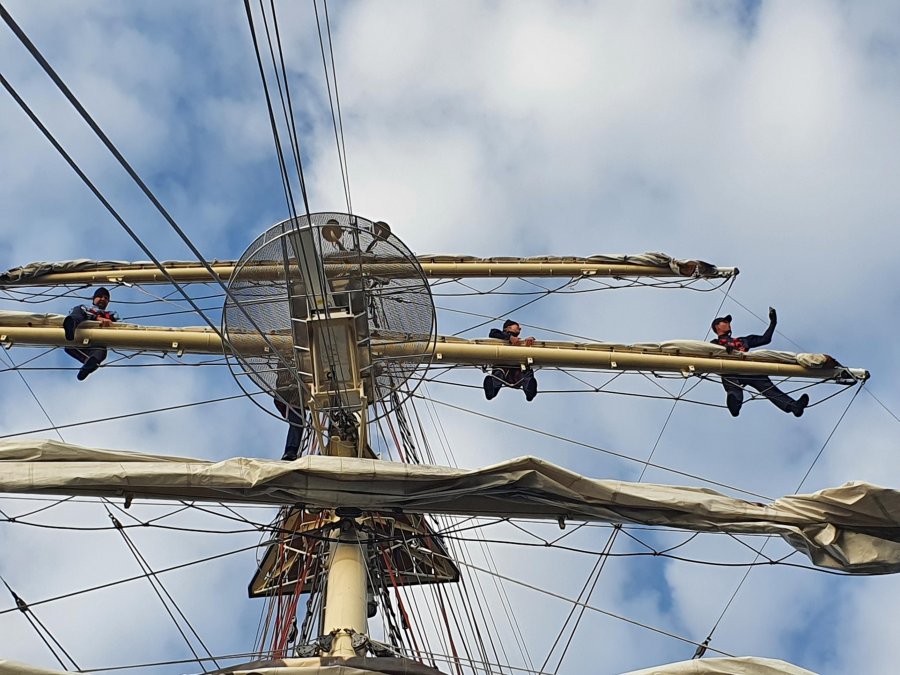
[63,287,119,380]
[483,319,538,402]
[710,308,809,417]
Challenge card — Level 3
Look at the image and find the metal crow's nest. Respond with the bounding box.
[222,212,435,419]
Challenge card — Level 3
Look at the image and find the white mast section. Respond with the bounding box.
[322,521,368,658]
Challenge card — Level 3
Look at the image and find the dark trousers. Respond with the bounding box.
[491,367,537,397]
[64,307,108,367]
[64,346,107,366]
[721,374,795,412]
[274,400,305,453]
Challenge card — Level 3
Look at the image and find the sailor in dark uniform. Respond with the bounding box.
[711,308,809,417]
[483,319,538,401]
[273,366,307,461]
[63,287,119,380]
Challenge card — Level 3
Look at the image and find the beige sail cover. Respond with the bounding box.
[0,252,728,285]
[623,656,817,675]
[449,334,840,369]
[0,661,73,675]
[0,657,435,675]
[0,656,816,675]
[0,659,68,675]
[0,259,232,284]
[0,311,845,373]
[0,310,143,329]
[1,440,898,574]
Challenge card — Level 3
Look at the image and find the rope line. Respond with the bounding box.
[0,7,302,406]
[0,573,80,670]
[0,392,259,440]
[413,393,773,500]
[451,558,734,658]
[694,378,865,658]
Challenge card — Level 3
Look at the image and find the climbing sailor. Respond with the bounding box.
[62,287,119,381]
[273,367,307,461]
[483,319,538,401]
[710,308,809,418]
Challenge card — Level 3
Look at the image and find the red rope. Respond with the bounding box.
[436,585,464,675]
[258,572,279,655]
[270,537,287,653]
[380,545,422,660]
[273,513,325,656]
[382,402,408,463]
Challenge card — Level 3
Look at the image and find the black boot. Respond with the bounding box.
[791,394,810,418]
[523,375,538,402]
[281,449,299,461]
[77,356,99,381]
[726,394,742,417]
[63,316,76,342]
[483,372,502,400]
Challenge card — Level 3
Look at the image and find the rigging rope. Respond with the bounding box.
[314,0,354,217]
[413,393,773,500]
[104,507,220,669]
[0,538,263,615]
[538,525,619,674]
[450,278,580,336]
[251,0,355,417]
[692,380,865,659]
[865,387,900,427]
[451,558,735,658]
[0,573,80,671]
[414,384,537,671]
[0,350,64,443]
[0,392,261,440]
[0,7,305,419]
[0,27,886,665]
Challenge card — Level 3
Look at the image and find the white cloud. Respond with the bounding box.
[1,1,899,673]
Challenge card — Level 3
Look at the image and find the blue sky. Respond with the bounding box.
[1,1,899,673]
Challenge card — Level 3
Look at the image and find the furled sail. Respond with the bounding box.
[0,655,818,674]
[0,660,73,675]
[623,656,816,674]
[1,440,897,575]
[0,311,868,381]
[0,656,446,674]
[0,253,737,286]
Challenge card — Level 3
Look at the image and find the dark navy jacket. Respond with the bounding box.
[710,319,776,353]
[489,328,516,341]
[69,304,119,327]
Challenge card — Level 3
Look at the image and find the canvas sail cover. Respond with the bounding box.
[0,661,164,675]
[1,440,897,575]
[0,661,73,675]
[0,656,817,675]
[0,310,143,329]
[444,334,842,370]
[0,310,848,374]
[417,252,721,273]
[0,253,728,285]
[0,657,445,674]
[623,656,817,674]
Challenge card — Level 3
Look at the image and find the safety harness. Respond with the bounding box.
[715,335,747,353]
[85,307,118,322]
